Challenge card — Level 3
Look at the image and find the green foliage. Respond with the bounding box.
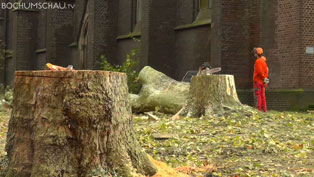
[0,156,8,177]
[0,85,13,110]
[99,48,141,94]
[0,40,12,82]
[0,42,5,72]
[89,167,120,177]
[308,104,314,110]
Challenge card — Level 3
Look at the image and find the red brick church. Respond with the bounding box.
[0,0,313,110]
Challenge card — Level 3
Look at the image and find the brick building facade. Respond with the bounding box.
[0,0,313,110]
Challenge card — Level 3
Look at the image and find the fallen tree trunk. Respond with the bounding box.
[131,66,190,114]
[184,75,242,117]
[5,71,156,177]
[131,67,242,117]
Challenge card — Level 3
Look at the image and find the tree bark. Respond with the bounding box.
[131,66,190,114]
[5,71,156,177]
[185,75,241,117]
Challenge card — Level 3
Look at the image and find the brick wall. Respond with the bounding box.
[117,38,140,65]
[174,0,211,80]
[211,0,255,89]
[260,1,280,88]
[88,0,118,68]
[276,0,300,88]
[175,27,211,80]
[15,10,38,71]
[238,89,314,111]
[141,0,177,78]
[140,0,150,68]
[35,52,46,69]
[5,9,15,85]
[36,7,46,50]
[299,0,314,88]
[118,0,133,35]
[2,8,39,85]
[0,4,5,40]
[72,0,87,41]
[248,0,261,84]
[46,5,73,67]
[0,5,5,84]
[176,0,195,26]
[260,0,314,89]
[34,9,47,69]
[237,90,255,107]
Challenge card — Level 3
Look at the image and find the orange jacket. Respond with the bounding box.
[253,56,269,85]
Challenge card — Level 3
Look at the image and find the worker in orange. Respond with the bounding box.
[253,47,269,112]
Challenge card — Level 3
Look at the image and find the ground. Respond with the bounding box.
[134,106,314,177]
[0,105,313,176]
[0,106,9,177]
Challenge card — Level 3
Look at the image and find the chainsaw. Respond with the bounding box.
[198,62,221,75]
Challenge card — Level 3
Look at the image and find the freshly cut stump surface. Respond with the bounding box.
[5,70,156,177]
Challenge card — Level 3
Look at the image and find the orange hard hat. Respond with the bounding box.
[255,47,263,55]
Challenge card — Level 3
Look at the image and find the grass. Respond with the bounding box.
[0,105,313,176]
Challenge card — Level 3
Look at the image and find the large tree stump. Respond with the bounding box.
[131,66,189,114]
[5,71,156,177]
[185,75,241,117]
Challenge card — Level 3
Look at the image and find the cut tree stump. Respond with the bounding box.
[5,71,156,177]
[131,66,190,114]
[185,75,241,117]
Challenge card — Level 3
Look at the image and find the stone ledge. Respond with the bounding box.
[237,89,314,111]
[35,48,47,54]
[237,88,306,93]
[116,33,141,40]
[69,42,78,47]
[174,19,211,31]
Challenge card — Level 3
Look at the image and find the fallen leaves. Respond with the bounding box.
[1,102,314,176]
[0,107,10,157]
[135,108,314,176]
[175,164,217,175]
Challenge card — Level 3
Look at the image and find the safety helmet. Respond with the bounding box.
[255,47,263,55]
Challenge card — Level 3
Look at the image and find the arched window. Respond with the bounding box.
[136,0,142,23]
[200,0,212,9]
[194,0,212,22]
[132,0,142,33]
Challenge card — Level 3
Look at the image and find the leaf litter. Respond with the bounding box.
[134,106,314,176]
[0,105,313,176]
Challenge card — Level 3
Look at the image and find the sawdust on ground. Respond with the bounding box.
[148,155,189,177]
[148,155,217,177]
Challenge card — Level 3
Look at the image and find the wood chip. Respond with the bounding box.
[146,112,160,121]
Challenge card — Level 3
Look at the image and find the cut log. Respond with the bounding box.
[5,71,156,177]
[131,66,189,114]
[185,75,241,117]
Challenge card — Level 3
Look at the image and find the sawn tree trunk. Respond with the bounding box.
[131,67,242,117]
[185,74,241,117]
[5,71,156,177]
[131,66,189,114]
